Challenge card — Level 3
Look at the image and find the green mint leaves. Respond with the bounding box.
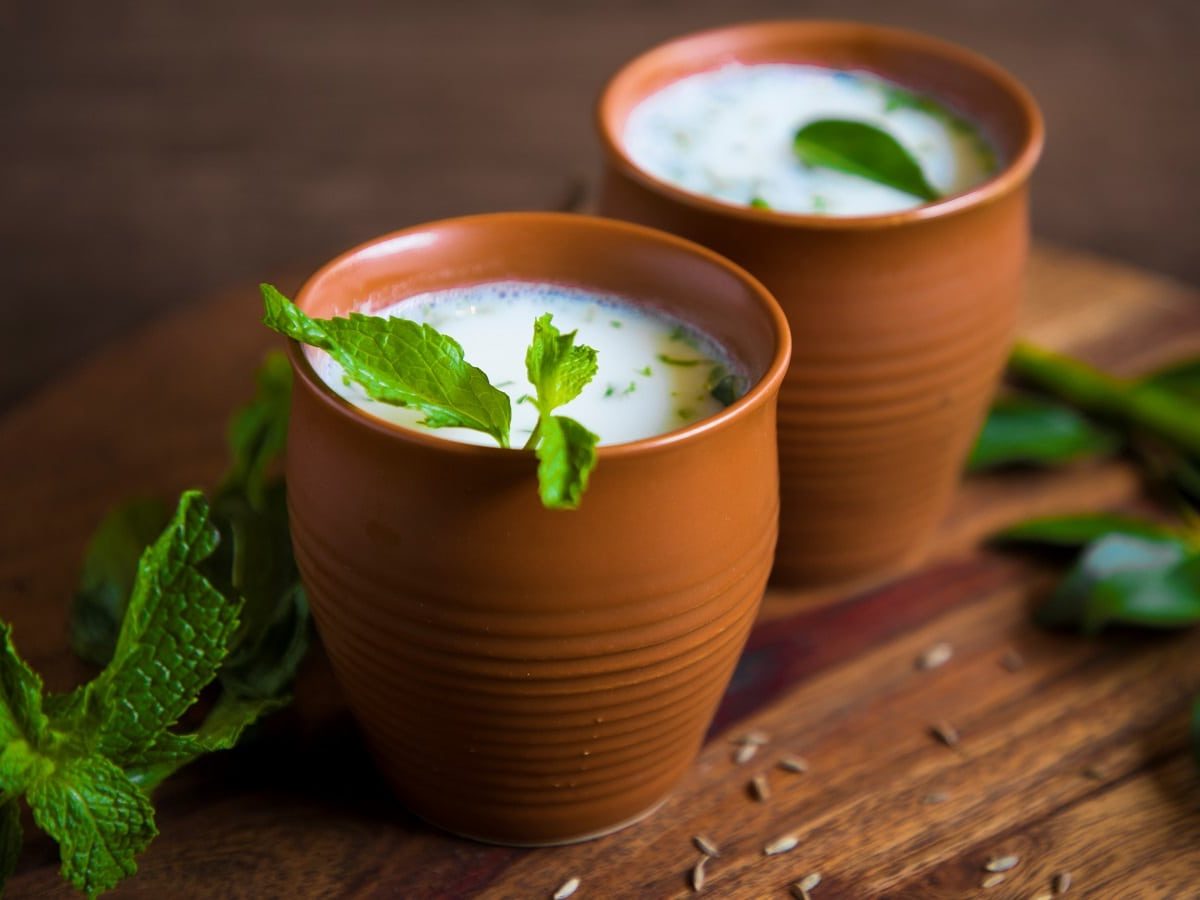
[262,284,512,448]
[793,119,940,202]
[261,286,602,509]
[524,314,600,509]
[1,492,268,898]
[976,342,1200,764]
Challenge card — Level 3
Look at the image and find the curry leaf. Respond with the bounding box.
[968,394,1120,471]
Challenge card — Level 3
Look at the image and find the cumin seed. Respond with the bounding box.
[734,731,770,745]
[690,856,707,892]
[778,755,810,774]
[798,872,821,891]
[763,833,799,856]
[985,854,1019,873]
[921,791,949,804]
[930,720,960,747]
[916,641,953,670]
[1053,871,1072,894]
[734,742,759,765]
[553,876,580,899]
[981,873,1006,889]
[750,773,771,801]
[692,834,721,858]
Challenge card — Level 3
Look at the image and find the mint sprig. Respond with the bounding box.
[1,492,271,898]
[262,284,512,448]
[524,314,600,509]
[793,119,940,202]
[261,286,602,509]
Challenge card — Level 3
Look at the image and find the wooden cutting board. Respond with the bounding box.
[3,244,1199,898]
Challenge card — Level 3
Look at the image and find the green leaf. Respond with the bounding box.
[70,498,171,668]
[536,416,599,511]
[749,196,770,210]
[261,284,511,447]
[968,394,1120,471]
[705,365,746,408]
[0,624,49,750]
[793,119,939,202]
[124,694,286,790]
[57,492,240,763]
[26,754,157,898]
[994,513,1183,549]
[0,797,20,889]
[1035,534,1200,633]
[220,350,291,508]
[1141,357,1200,402]
[206,484,309,701]
[525,314,598,415]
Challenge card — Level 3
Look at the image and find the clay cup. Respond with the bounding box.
[283,213,791,844]
[597,21,1044,586]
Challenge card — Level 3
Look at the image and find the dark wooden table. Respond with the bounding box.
[3,244,1200,897]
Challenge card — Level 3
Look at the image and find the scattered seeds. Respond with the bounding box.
[1053,871,1072,894]
[1033,893,1054,900]
[763,833,799,856]
[921,791,949,805]
[981,873,1006,889]
[1000,649,1025,672]
[750,774,771,802]
[734,743,759,765]
[690,856,707,892]
[985,854,1019,873]
[553,877,580,899]
[916,641,953,670]
[778,755,810,774]
[930,720,960,747]
[692,834,721,858]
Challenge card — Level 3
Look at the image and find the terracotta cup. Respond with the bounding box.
[597,21,1044,586]
[284,213,790,844]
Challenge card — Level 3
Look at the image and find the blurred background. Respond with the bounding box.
[2,0,1197,411]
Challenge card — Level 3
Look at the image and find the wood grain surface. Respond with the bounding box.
[3,0,1198,411]
[2,244,1200,897]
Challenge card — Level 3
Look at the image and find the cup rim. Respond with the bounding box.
[287,211,792,460]
[595,18,1045,230]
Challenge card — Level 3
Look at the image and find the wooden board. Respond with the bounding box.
[3,244,1200,897]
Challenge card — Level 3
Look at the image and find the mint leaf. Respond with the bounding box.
[535,416,599,511]
[968,394,1120,471]
[525,314,598,415]
[995,513,1184,549]
[261,284,512,447]
[0,797,20,888]
[523,315,600,509]
[220,350,291,508]
[206,484,309,701]
[794,119,939,202]
[58,492,239,763]
[0,624,49,749]
[69,498,171,668]
[26,755,157,898]
[1035,534,1200,633]
[125,694,286,790]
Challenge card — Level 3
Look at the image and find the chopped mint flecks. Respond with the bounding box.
[750,196,771,210]
[706,365,747,407]
[604,384,616,398]
[623,382,637,395]
[658,354,703,367]
[677,407,695,421]
[637,365,652,377]
[610,320,623,329]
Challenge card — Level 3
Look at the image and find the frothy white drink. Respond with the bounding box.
[310,282,747,446]
[623,64,996,216]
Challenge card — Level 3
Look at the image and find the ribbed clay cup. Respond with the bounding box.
[597,21,1044,587]
[284,213,791,844]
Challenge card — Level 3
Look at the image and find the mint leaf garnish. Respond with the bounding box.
[26,755,157,898]
[794,119,939,202]
[524,314,600,510]
[0,625,50,749]
[261,284,512,447]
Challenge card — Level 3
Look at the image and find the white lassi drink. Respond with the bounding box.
[623,63,997,215]
[310,281,747,446]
